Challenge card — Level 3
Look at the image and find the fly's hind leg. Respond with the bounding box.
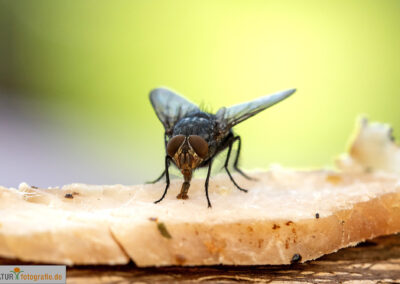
[232,136,257,181]
[147,170,166,184]
[148,133,169,184]
[224,136,248,193]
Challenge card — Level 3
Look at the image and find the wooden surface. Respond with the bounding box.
[1,234,400,283]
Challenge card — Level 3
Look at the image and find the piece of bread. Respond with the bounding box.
[0,119,399,266]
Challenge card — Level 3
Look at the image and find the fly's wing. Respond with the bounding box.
[215,88,296,133]
[149,87,200,135]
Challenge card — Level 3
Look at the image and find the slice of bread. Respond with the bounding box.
[0,119,399,266]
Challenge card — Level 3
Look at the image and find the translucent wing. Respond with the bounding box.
[216,88,296,132]
[149,87,200,135]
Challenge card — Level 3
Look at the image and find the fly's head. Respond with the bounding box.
[167,135,209,175]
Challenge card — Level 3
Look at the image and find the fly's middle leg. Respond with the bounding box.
[224,136,248,193]
[232,136,256,181]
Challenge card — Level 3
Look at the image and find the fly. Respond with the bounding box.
[149,87,296,207]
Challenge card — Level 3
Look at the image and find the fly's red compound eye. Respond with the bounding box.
[188,135,208,159]
[166,135,185,157]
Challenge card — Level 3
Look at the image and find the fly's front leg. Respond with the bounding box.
[224,137,248,193]
[232,136,256,181]
[205,160,213,208]
[154,156,171,204]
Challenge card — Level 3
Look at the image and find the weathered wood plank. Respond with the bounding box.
[1,234,400,283]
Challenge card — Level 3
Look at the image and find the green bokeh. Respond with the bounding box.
[2,0,400,181]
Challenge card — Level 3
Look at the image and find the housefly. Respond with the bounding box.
[149,87,296,207]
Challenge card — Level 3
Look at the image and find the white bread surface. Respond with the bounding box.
[0,119,399,266]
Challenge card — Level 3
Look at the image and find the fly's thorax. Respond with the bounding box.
[172,113,215,140]
[166,135,209,171]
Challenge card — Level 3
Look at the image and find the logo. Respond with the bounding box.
[0,265,65,283]
[10,268,23,280]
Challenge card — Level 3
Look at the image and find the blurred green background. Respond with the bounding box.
[0,0,399,187]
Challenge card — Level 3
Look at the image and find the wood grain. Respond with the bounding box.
[1,234,400,283]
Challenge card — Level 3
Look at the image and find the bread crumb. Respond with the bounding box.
[64,193,73,199]
[175,254,186,265]
[286,221,293,226]
[272,224,280,230]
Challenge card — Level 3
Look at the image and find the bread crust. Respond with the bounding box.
[111,192,400,266]
[0,170,399,266]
